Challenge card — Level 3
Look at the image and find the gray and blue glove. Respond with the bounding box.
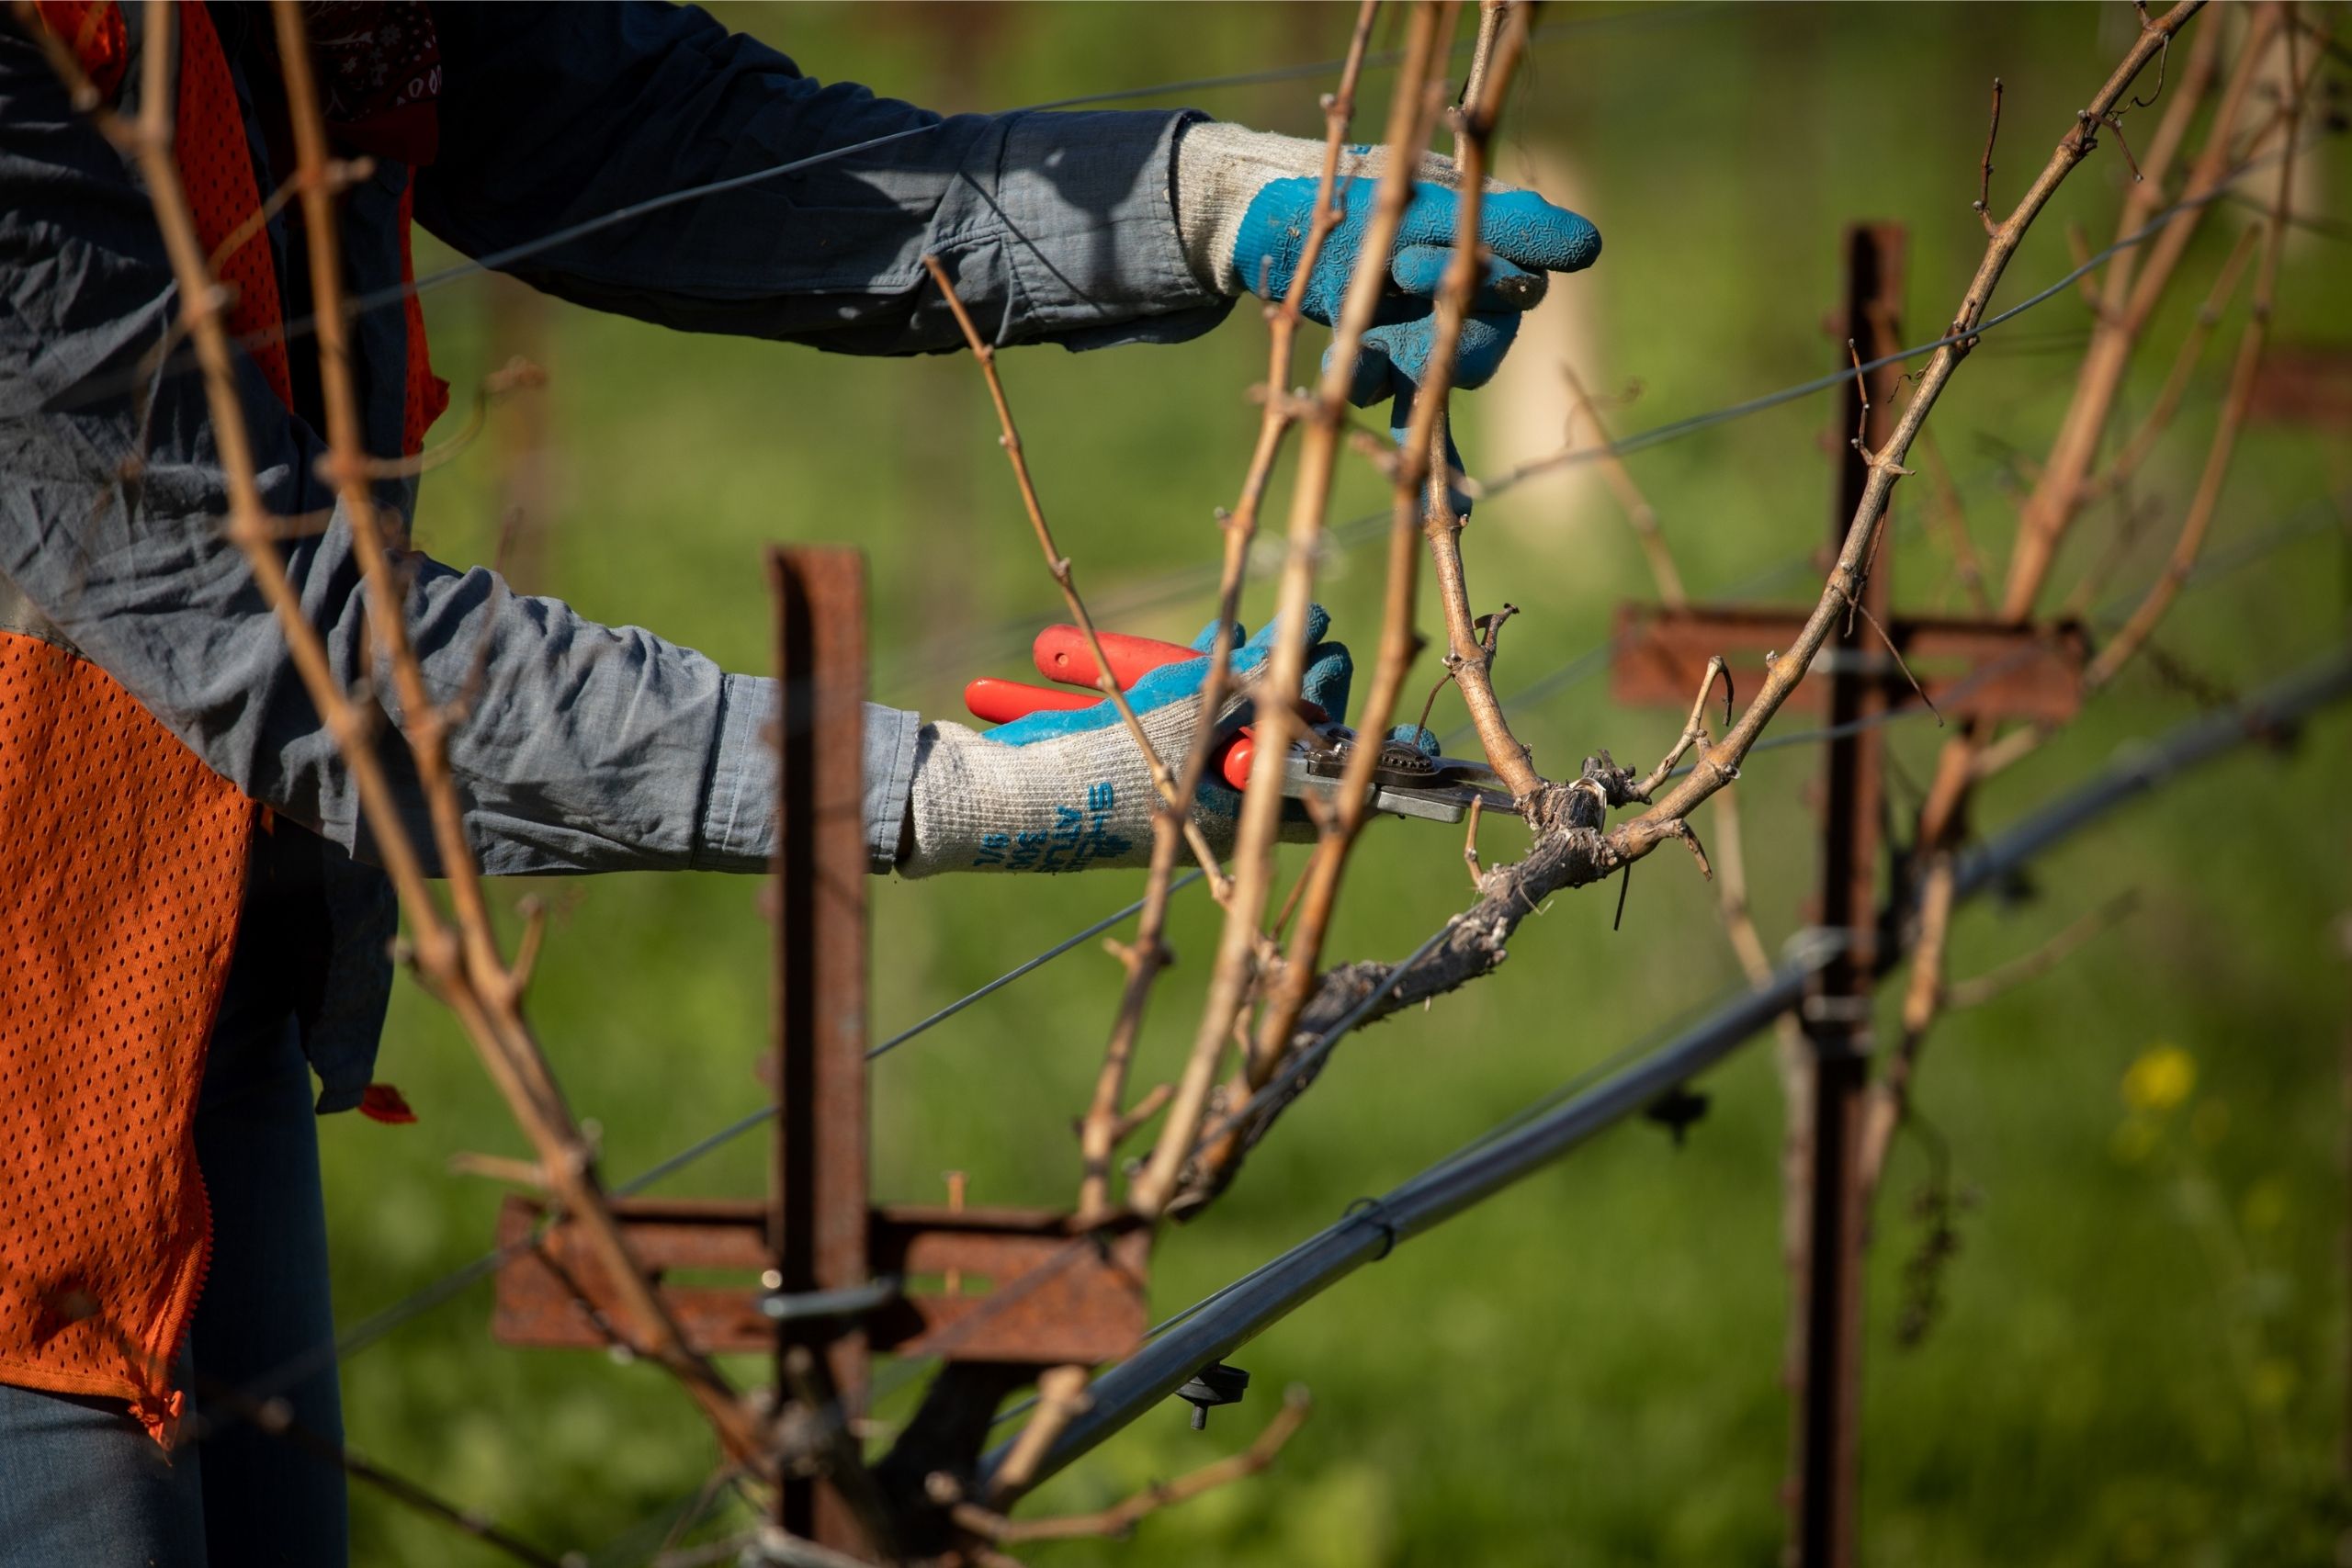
[1175,122,1601,512]
[901,609,1355,875]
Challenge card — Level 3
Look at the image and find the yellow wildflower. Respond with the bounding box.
[2121,1044,2195,1114]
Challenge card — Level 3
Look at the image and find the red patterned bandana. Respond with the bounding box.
[298,1,440,166]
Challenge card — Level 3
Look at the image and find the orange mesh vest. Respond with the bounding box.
[0,1,439,1442]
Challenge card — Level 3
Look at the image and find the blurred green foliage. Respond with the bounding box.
[320,5,2351,1564]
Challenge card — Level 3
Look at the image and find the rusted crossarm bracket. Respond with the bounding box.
[1611,604,2091,726]
[493,1198,1151,1367]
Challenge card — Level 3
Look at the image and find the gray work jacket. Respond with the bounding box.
[0,2,1226,1105]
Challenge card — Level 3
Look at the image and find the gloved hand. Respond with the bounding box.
[1174,122,1600,513]
[900,609,1353,875]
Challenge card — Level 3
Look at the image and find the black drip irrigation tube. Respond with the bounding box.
[978,643,2352,1501]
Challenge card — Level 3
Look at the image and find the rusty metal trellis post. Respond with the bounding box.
[1611,222,2090,1567]
[492,547,1151,1561]
[1792,222,1906,1568]
[770,547,874,1547]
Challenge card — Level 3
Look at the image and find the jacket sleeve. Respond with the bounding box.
[413,2,1231,355]
[0,26,918,877]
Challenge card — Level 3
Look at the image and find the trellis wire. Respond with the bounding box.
[745,488,2350,1457]
[974,486,2349,1431]
[58,4,1712,421]
[237,476,2329,1439]
[184,56,2318,1477]
[65,6,2324,1556]
[209,457,2334,1462]
[207,875,1210,1418]
[983,965,1773,1435]
[610,867,1215,1199]
[976,642,2352,1500]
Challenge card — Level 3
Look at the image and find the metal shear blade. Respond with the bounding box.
[1281,741,1521,824]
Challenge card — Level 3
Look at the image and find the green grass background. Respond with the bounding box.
[320,5,2351,1563]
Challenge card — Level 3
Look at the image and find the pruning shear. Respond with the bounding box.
[966,626,1522,825]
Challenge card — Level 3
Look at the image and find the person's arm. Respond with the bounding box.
[0,26,917,876]
[414,2,1229,355]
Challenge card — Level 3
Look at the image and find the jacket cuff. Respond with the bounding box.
[993,108,1233,350]
[864,701,921,872]
[694,675,922,875]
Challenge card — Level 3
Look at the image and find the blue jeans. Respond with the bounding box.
[0,1012,349,1566]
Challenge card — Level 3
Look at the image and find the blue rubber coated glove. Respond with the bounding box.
[900,609,1353,874]
[1175,123,1600,514]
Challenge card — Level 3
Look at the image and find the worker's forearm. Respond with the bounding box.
[1,479,922,880]
[694,676,923,875]
[417,4,1230,355]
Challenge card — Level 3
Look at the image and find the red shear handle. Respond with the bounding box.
[963,678,1100,725]
[974,627,1318,796]
[1032,626,1198,689]
[1222,734,1254,791]
[1216,708,1332,792]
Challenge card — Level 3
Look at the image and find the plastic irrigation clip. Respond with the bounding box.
[1643,1085,1711,1148]
[1175,1360,1250,1431]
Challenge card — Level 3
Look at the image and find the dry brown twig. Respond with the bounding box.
[1126,0,1460,1221]
[951,1387,1311,1546]
[1249,0,1526,1091]
[2083,220,2258,503]
[264,0,772,1465]
[1860,882,2142,1195]
[1170,0,2208,1211]
[1069,0,1381,1225]
[1562,360,1689,606]
[1856,851,1959,1198]
[1609,6,2206,871]
[2087,16,2309,690]
[1629,655,1733,802]
[1404,0,1549,803]
[996,3,1384,1485]
[1833,340,1940,720]
[1993,3,2251,625]
[22,0,775,1474]
[1881,6,2317,1207]
[1464,793,1487,886]
[1973,76,2005,235]
[1100,1081,1172,1148]
[1945,890,2143,1011]
[1172,0,1543,1213]
[981,1364,1091,1503]
[360,355,549,481]
[1704,783,1815,1374]
[1913,429,1993,615]
[918,253,1231,898]
[1890,3,2246,1140]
